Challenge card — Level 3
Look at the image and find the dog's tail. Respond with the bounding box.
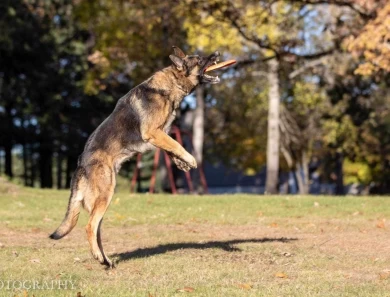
[49,168,85,240]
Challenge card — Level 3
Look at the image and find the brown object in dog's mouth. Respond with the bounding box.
[205,59,237,73]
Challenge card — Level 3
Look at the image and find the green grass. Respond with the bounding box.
[0,183,389,296]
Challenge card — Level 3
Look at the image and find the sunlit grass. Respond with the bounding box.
[0,185,389,296]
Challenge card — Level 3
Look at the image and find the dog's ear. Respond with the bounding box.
[169,55,184,70]
[172,46,186,58]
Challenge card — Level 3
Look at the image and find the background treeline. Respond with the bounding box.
[0,0,389,194]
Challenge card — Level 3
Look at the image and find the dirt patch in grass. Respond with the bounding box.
[1,191,390,296]
[1,219,389,296]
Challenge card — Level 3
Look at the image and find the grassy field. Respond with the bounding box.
[0,182,389,297]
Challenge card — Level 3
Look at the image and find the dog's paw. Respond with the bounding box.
[92,250,104,264]
[170,154,197,172]
[103,258,115,269]
[183,154,197,169]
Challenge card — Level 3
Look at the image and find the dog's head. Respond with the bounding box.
[169,46,221,85]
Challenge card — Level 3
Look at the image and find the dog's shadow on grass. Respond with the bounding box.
[113,237,298,264]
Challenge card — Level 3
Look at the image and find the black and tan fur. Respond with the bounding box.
[50,47,221,268]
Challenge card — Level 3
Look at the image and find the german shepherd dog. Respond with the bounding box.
[50,47,221,268]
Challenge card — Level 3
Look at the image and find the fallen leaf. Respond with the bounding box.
[237,283,252,290]
[376,220,386,229]
[269,222,278,228]
[76,292,85,297]
[275,272,288,279]
[29,258,40,263]
[352,211,361,216]
[176,287,195,293]
[148,293,155,297]
[83,264,93,270]
[379,272,389,280]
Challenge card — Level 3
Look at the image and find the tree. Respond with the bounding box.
[265,59,280,194]
[204,65,268,173]
[184,0,340,193]
[193,86,206,192]
[345,2,389,75]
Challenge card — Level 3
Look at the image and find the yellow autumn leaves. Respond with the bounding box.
[345,3,390,75]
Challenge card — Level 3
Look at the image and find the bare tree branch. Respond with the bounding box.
[190,0,277,53]
[288,48,336,60]
[289,57,326,79]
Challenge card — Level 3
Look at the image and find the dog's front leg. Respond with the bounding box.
[144,129,197,172]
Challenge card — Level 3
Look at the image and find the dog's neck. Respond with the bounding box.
[167,66,198,95]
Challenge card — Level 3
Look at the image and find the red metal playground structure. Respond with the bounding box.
[130,126,208,194]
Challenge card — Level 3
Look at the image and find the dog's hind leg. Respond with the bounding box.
[97,219,113,268]
[85,164,115,268]
[86,189,114,267]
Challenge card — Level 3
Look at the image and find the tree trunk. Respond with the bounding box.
[39,142,53,188]
[22,143,29,186]
[65,155,76,189]
[30,153,36,187]
[265,58,280,194]
[295,163,304,195]
[280,146,294,194]
[302,151,310,194]
[335,152,344,195]
[57,153,63,189]
[4,143,13,178]
[193,86,205,192]
[280,146,293,169]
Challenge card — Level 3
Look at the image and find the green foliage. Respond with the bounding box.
[75,1,187,94]
[292,82,327,114]
[184,13,244,55]
[322,115,359,153]
[343,159,372,185]
[1,0,390,192]
[205,66,268,171]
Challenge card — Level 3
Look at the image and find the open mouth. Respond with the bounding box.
[200,52,236,84]
[200,54,221,84]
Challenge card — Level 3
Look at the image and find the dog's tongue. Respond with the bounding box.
[205,59,236,73]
